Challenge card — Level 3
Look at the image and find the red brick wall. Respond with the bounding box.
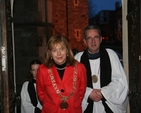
[52,0,88,51]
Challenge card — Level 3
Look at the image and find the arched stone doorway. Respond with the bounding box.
[0,0,141,113]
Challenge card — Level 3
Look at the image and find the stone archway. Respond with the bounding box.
[122,1,130,112]
[122,0,128,78]
[1,0,141,113]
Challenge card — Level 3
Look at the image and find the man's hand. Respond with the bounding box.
[89,89,103,102]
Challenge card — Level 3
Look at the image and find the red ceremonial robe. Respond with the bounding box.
[36,62,87,113]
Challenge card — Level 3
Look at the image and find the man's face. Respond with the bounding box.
[84,29,102,54]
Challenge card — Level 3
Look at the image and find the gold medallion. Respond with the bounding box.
[92,75,98,83]
[60,101,69,110]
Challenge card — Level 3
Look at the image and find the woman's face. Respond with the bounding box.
[30,64,40,79]
[50,43,68,65]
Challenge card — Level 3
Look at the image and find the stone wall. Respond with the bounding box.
[13,0,47,96]
[52,0,88,51]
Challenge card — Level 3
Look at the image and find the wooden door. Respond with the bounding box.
[127,0,141,112]
[0,0,16,113]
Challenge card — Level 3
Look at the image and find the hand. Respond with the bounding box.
[89,89,103,102]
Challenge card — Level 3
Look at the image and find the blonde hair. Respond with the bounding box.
[44,35,76,67]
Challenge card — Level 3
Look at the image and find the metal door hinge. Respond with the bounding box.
[139,55,141,61]
[1,46,6,71]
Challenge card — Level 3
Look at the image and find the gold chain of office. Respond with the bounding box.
[47,63,78,110]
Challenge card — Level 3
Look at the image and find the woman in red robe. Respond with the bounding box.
[36,35,87,113]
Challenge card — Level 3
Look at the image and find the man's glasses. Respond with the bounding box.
[86,36,101,41]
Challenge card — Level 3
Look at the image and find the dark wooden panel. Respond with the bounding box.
[0,0,15,113]
[127,0,141,112]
